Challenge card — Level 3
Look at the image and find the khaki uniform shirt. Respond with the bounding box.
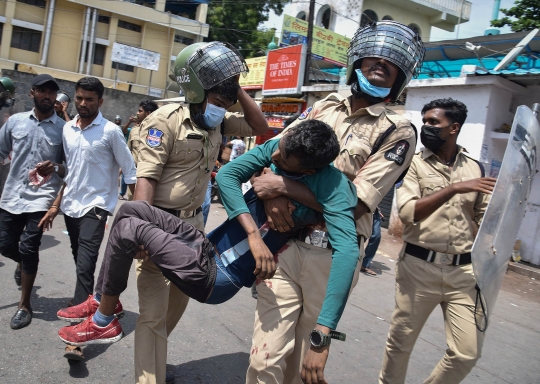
[127,123,142,164]
[397,146,490,254]
[136,103,254,210]
[286,93,416,238]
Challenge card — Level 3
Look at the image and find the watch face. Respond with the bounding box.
[311,331,322,346]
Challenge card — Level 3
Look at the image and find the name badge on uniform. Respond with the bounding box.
[385,140,409,166]
[146,128,164,148]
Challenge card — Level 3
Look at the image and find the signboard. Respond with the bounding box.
[262,44,306,96]
[111,43,161,71]
[261,103,302,115]
[148,88,163,98]
[281,14,350,67]
[240,57,267,90]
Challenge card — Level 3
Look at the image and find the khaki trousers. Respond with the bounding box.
[134,213,203,384]
[246,238,362,384]
[379,254,485,384]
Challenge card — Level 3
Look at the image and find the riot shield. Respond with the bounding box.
[472,104,540,331]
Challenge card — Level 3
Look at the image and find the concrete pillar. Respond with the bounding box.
[102,16,118,79]
[195,3,208,23]
[0,0,16,59]
[155,0,166,12]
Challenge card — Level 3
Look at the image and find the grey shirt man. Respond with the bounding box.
[0,109,64,213]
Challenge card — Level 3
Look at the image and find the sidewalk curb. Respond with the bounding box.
[508,261,540,279]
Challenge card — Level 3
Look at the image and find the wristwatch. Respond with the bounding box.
[309,329,346,348]
[54,164,59,173]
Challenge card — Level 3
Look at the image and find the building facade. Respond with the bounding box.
[284,0,471,42]
[0,0,210,96]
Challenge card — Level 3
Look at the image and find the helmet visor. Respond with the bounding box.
[188,42,249,90]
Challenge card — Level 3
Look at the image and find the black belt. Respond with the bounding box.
[405,243,471,266]
[154,206,202,219]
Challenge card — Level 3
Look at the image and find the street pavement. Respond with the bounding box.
[0,200,539,383]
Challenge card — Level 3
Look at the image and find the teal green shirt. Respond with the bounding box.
[216,139,359,329]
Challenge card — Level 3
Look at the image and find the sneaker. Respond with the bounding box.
[58,316,123,346]
[14,264,21,287]
[57,295,124,322]
[10,308,32,329]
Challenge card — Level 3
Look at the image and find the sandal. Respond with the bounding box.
[64,345,84,360]
[361,267,378,276]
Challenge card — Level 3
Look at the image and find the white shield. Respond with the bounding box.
[472,105,540,331]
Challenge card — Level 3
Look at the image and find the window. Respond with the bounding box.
[82,44,106,66]
[98,15,110,24]
[360,9,378,27]
[174,35,194,45]
[118,20,142,33]
[317,5,332,30]
[296,11,306,21]
[17,0,46,8]
[382,15,393,20]
[11,26,42,53]
[0,23,3,43]
[407,23,421,37]
[112,62,135,72]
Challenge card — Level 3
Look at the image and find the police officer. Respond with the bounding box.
[0,77,15,109]
[131,42,268,384]
[379,98,496,384]
[246,21,425,383]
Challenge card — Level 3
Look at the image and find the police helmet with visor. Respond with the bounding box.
[347,21,425,101]
[174,42,249,104]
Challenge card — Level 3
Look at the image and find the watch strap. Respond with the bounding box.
[330,330,346,342]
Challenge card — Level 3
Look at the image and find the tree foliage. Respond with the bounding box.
[207,0,287,58]
[491,0,540,32]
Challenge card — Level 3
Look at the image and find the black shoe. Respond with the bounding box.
[10,308,32,329]
[165,371,175,384]
[14,265,21,287]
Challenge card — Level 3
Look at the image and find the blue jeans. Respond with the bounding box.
[205,253,243,304]
[120,174,127,196]
[202,180,212,226]
[362,209,381,269]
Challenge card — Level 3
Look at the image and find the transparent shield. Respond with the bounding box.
[472,105,540,330]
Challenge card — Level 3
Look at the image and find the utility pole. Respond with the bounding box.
[303,0,315,86]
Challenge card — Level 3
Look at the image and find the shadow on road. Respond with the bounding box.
[169,352,250,383]
[40,234,62,251]
[371,260,392,272]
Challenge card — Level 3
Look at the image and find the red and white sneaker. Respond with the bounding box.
[58,316,123,346]
[57,295,124,322]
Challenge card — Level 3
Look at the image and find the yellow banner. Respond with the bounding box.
[280,15,350,67]
[240,57,267,89]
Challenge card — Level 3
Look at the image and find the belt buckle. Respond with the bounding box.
[435,253,453,265]
[307,230,329,248]
[179,210,193,219]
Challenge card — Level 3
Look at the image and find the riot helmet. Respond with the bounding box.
[346,21,425,101]
[0,77,15,109]
[56,91,71,104]
[174,42,249,104]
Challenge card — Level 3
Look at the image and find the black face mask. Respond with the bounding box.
[420,124,448,151]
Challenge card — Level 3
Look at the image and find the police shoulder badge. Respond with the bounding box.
[385,140,409,166]
[146,128,164,148]
[298,107,312,120]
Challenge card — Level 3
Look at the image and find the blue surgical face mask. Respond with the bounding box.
[202,102,226,128]
[355,69,391,99]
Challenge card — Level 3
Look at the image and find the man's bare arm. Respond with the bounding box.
[133,177,157,204]
[237,88,268,135]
